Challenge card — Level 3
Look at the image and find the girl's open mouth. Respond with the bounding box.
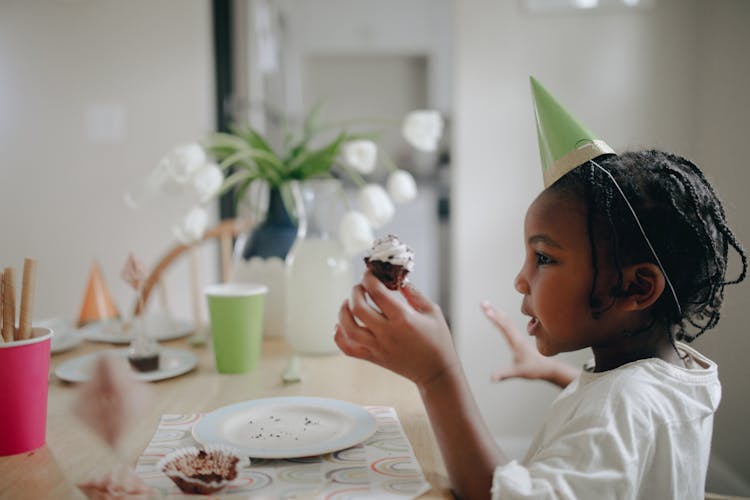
[527,317,540,335]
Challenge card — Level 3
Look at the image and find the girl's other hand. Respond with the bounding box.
[336,271,459,389]
[481,301,554,382]
[482,301,580,388]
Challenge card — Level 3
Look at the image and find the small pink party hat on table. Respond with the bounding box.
[120,253,148,292]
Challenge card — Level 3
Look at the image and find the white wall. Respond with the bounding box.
[0,0,216,323]
[692,0,750,491]
[454,0,749,493]
[272,0,452,117]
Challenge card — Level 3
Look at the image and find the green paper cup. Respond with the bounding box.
[204,283,268,374]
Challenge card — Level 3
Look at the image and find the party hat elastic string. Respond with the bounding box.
[590,159,682,317]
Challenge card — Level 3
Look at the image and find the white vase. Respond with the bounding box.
[285,179,352,355]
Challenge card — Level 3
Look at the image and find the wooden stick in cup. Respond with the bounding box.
[0,272,4,344]
[19,258,37,340]
[2,267,16,342]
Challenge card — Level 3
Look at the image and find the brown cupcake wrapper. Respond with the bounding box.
[157,445,246,495]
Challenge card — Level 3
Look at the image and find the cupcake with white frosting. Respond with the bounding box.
[364,235,414,290]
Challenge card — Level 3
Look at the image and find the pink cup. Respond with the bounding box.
[0,327,52,456]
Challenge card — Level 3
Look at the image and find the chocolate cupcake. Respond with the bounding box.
[157,446,244,495]
[364,235,415,290]
[127,333,160,373]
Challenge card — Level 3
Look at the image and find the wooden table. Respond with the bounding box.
[0,336,452,499]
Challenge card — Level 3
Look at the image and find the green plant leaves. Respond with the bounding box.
[203,132,251,156]
[204,105,357,205]
[228,125,277,159]
[286,133,347,180]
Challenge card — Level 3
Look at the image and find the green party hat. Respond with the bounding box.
[530,76,615,188]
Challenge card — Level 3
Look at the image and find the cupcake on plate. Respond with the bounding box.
[127,333,160,373]
[157,445,244,495]
[364,234,414,290]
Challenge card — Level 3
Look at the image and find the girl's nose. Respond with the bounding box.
[514,268,530,295]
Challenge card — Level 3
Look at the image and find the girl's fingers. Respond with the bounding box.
[350,284,387,328]
[481,301,524,349]
[335,324,374,361]
[361,271,404,319]
[489,367,521,383]
[401,283,434,313]
[339,300,378,350]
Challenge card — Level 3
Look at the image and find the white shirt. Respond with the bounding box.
[491,344,720,500]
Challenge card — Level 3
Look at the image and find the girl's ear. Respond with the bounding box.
[619,263,666,312]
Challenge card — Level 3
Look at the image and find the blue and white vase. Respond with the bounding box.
[231,183,298,338]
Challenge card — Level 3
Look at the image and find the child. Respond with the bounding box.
[334,79,747,499]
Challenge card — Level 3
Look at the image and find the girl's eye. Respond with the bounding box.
[535,252,554,265]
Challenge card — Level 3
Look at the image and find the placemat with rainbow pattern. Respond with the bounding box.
[135,406,430,498]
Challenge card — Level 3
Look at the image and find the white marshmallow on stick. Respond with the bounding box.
[19,258,36,340]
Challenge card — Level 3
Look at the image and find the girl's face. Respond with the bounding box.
[515,189,617,356]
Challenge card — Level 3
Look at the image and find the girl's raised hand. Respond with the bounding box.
[481,301,554,383]
[336,271,459,389]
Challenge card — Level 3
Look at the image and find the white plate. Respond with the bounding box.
[54,347,198,383]
[37,318,84,354]
[193,397,377,459]
[80,314,193,344]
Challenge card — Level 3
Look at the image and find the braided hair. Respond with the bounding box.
[550,150,747,342]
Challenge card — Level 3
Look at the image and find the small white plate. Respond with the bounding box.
[37,318,84,354]
[192,397,377,459]
[80,314,193,344]
[54,347,198,383]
